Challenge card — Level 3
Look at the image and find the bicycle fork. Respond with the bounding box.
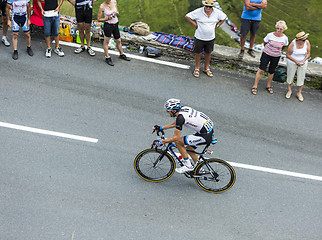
[152,151,167,168]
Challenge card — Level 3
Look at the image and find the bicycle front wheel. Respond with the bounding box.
[134,149,175,182]
[194,158,236,193]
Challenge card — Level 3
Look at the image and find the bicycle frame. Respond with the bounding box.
[152,129,219,178]
[152,141,218,179]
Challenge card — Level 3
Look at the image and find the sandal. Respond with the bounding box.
[251,87,257,95]
[203,69,213,77]
[266,87,273,94]
[193,69,200,78]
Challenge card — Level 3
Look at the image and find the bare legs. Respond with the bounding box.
[252,69,274,94]
[103,36,124,58]
[78,22,91,48]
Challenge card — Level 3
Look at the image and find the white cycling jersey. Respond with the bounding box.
[7,0,29,16]
[176,106,214,134]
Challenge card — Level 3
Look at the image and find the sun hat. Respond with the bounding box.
[296,32,309,40]
[202,0,216,7]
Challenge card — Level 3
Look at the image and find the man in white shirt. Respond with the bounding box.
[185,0,226,78]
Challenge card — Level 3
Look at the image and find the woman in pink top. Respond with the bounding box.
[97,0,130,66]
[251,20,288,95]
[285,32,311,102]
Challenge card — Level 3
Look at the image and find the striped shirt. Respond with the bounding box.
[263,32,288,57]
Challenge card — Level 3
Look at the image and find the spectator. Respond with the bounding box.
[285,32,311,102]
[1,0,10,46]
[185,0,226,78]
[238,0,267,58]
[251,20,288,95]
[67,0,96,56]
[38,0,64,57]
[7,0,33,60]
[97,0,130,66]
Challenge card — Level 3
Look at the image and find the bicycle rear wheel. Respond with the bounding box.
[194,158,236,193]
[134,149,175,182]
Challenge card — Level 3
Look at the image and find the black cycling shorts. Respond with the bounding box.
[75,6,92,24]
[103,22,120,39]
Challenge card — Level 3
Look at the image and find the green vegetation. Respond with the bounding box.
[60,0,320,57]
[220,0,321,58]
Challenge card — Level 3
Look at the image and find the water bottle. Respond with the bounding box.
[139,46,144,54]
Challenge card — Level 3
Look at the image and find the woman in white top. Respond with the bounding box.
[251,20,288,95]
[97,0,130,66]
[285,32,311,102]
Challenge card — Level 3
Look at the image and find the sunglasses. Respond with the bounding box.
[205,6,213,8]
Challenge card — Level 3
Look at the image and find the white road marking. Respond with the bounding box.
[2,120,320,181]
[228,161,322,182]
[58,41,191,69]
[0,121,98,143]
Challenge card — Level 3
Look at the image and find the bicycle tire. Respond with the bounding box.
[194,158,236,193]
[134,148,175,182]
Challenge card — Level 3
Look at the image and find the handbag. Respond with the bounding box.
[145,46,162,57]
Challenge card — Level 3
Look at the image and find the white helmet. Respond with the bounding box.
[164,98,181,111]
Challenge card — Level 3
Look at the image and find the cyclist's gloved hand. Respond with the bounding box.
[152,140,163,147]
[153,125,163,132]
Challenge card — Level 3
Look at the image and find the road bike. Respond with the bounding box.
[134,130,236,193]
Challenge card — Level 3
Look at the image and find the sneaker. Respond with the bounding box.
[87,47,95,56]
[297,93,304,102]
[45,48,52,58]
[175,165,194,174]
[54,47,65,57]
[75,46,85,54]
[2,36,10,47]
[238,49,244,58]
[12,50,18,60]
[285,91,292,99]
[105,57,114,66]
[247,49,256,58]
[119,54,130,61]
[27,47,33,56]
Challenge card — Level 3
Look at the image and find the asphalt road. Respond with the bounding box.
[1,33,322,240]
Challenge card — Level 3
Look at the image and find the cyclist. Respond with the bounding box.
[153,98,214,173]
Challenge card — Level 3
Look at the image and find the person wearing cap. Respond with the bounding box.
[185,0,226,78]
[285,32,311,102]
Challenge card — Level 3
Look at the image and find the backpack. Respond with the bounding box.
[273,68,286,83]
[129,22,150,36]
[145,46,162,57]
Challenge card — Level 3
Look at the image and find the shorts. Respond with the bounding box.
[75,6,92,24]
[0,0,7,17]
[12,14,30,32]
[103,22,120,39]
[240,19,260,36]
[43,15,60,37]
[193,38,215,54]
[259,52,280,74]
[184,130,214,147]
